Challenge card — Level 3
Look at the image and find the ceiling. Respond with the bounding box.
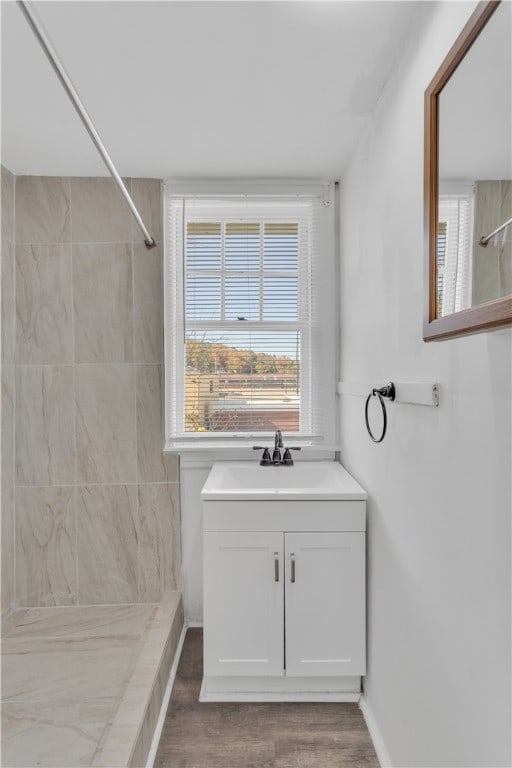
[1,0,424,179]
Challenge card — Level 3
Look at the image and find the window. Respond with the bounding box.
[437,184,474,316]
[164,184,336,448]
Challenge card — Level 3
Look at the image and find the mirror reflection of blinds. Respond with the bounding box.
[166,193,332,441]
[438,194,473,316]
[437,222,447,317]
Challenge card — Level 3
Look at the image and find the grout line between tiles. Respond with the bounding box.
[12,172,17,611]
[2,633,149,646]
[14,482,180,489]
[9,601,160,614]
[132,211,142,604]
[70,177,79,607]
[130,178,135,246]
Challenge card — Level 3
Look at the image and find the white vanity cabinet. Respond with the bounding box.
[201,465,367,702]
[284,531,365,678]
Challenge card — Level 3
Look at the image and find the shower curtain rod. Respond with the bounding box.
[17,0,156,248]
[479,216,512,247]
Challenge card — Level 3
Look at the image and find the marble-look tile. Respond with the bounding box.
[2,634,137,701]
[70,177,132,243]
[499,182,511,296]
[473,180,504,305]
[6,604,156,640]
[15,365,74,486]
[1,164,14,242]
[131,704,155,768]
[77,485,138,604]
[500,242,512,296]
[73,243,133,363]
[1,239,14,363]
[75,364,136,484]
[15,176,71,244]
[136,365,178,482]
[1,609,24,638]
[1,362,14,492]
[15,486,76,607]
[474,248,500,305]
[160,594,184,671]
[170,596,185,654]
[1,599,182,768]
[110,594,182,724]
[97,593,183,768]
[133,243,163,363]
[499,179,511,227]
[93,724,136,768]
[1,700,114,768]
[131,179,162,244]
[15,244,73,364]
[2,366,15,615]
[138,484,181,602]
[1,487,14,617]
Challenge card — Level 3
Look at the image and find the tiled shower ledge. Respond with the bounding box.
[1,592,184,768]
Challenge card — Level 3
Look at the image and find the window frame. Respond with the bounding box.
[163,182,336,450]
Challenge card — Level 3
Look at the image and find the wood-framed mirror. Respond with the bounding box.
[424,0,512,341]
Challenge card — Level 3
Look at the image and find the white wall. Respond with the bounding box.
[180,458,210,622]
[339,3,511,767]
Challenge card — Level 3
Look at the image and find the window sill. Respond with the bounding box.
[164,442,339,463]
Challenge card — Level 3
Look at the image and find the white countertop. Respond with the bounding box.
[201,461,367,501]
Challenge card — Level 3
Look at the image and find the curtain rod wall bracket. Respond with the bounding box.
[479,216,512,247]
[17,0,157,248]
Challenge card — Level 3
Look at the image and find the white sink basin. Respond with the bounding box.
[201,461,367,501]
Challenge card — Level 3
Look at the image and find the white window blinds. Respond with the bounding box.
[438,191,474,316]
[164,187,335,447]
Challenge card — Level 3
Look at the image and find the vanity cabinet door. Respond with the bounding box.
[284,532,365,677]
[203,530,284,677]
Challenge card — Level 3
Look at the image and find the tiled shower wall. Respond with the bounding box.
[473,180,512,305]
[2,166,15,617]
[1,171,181,614]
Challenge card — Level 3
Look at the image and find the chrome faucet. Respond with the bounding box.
[272,430,283,465]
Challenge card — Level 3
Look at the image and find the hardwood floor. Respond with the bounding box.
[154,629,379,768]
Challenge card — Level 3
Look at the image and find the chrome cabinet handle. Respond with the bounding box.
[290,553,296,583]
[274,552,279,582]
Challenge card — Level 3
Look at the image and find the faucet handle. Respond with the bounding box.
[282,446,301,466]
[253,446,272,465]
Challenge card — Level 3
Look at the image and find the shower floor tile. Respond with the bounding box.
[2,634,138,702]
[4,604,155,640]
[2,700,116,768]
[1,596,183,767]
